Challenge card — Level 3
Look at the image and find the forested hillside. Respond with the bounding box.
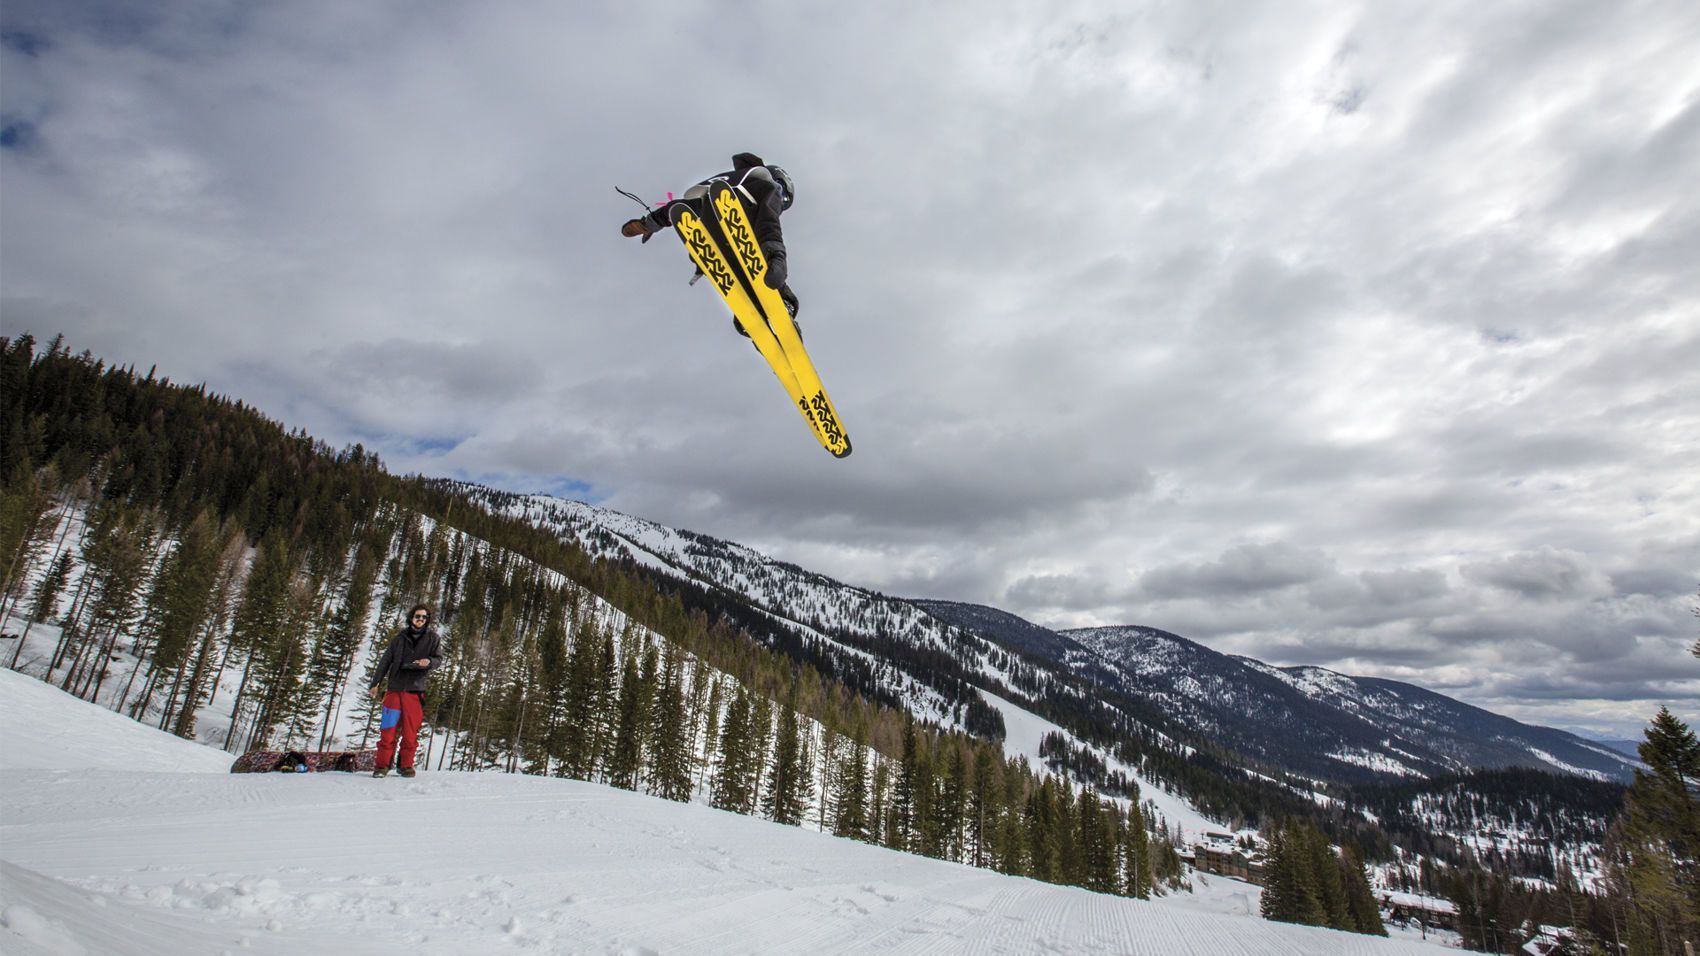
[0,335,1173,901]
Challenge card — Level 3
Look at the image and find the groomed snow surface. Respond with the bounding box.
[0,669,1449,954]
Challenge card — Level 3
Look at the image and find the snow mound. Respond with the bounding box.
[0,668,231,774]
[0,669,1449,954]
[0,859,336,956]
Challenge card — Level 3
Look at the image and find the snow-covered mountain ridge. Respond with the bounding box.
[471,486,1634,788]
[1062,624,1637,784]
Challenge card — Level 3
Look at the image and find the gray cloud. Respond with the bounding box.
[1612,567,1695,598]
[1140,542,1337,600]
[1007,572,1125,611]
[1461,548,1613,601]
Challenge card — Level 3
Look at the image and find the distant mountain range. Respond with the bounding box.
[917,604,1638,784]
[478,487,1637,788]
[1587,739,1645,759]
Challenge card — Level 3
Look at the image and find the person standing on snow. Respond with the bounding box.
[621,152,801,325]
[368,603,442,778]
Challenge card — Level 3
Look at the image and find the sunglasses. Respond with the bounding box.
[411,613,429,621]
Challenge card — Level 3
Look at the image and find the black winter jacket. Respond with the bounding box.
[373,626,442,694]
[643,153,788,261]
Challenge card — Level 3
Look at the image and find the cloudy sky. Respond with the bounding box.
[3,0,1696,738]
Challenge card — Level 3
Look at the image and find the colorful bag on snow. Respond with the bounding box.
[229,750,378,773]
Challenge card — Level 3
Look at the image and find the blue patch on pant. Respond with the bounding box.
[380,707,401,730]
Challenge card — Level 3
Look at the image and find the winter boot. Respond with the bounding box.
[373,768,389,778]
[398,767,416,778]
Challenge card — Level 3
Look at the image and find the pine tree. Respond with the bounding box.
[30,550,73,623]
[0,463,61,621]
[506,591,549,773]
[784,688,815,823]
[1303,822,1350,930]
[560,615,607,779]
[762,680,808,825]
[833,728,870,840]
[967,742,999,868]
[1339,843,1387,936]
[606,645,655,791]
[1555,862,1610,955]
[311,539,381,749]
[459,596,520,771]
[934,737,967,861]
[285,560,354,749]
[532,595,572,775]
[244,570,317,751]
[697,677,723,794]
[1077,792,1116,893]
[164,529,245,738]
[747,691,774,813]
[1151,830,1184,891]
[1449,867,1516,953]
[588,622,617,780]
[124,511,220,720]
[1026,776,1062,884]
[61,502,153,701]
[224,534,294,751]
[646,645,694,802]
[997,756,1029,877]
[892,717,920,852]
[1054,783,1080,887]
[1261,820,1326,926]
[712,683,757,813]
[868,754,890,847]
[1124,799,1152,899]
[1104,802,1129,897]
[1604,707,1700,954]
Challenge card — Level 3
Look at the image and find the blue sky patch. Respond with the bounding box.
[1,119,37,150]
[1,29,49,57]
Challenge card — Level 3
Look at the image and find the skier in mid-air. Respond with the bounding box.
[619,153,848,458]
[621,152,800,326]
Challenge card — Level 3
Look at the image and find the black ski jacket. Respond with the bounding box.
[374,626,442,694]
[643,153,788,261]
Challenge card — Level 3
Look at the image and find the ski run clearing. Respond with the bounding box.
[0,669,1451,955]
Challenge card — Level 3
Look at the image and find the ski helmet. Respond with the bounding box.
[768,164,795,211]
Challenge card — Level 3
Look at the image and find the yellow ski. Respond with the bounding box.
[708,181,852,459]
[668,204,833,452]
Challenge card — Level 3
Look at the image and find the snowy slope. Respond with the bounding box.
[980,688,1219,840]
[0,667,231,774]
[0,665,1451,955]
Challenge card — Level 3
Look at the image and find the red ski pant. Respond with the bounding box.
[375,691,424,770]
